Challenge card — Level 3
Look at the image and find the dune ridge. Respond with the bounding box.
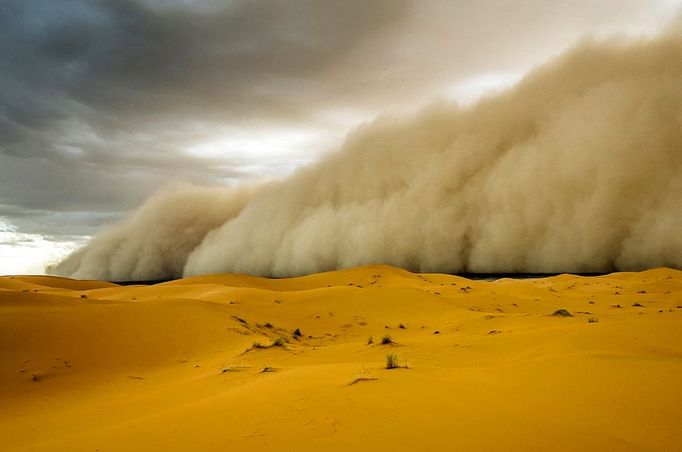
[2,265,682,450]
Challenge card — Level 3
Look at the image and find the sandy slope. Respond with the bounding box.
[1,265,681,451]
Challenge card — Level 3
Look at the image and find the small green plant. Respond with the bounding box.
[272,336,288,347]
[381,334,393,345]
[385,353,399,369]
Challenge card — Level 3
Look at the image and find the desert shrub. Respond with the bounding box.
[385,353,399,369]
[381,334,393,345]
[551,309,573,317]
[272,336,288,347]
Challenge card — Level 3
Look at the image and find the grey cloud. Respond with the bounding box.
[0,0,409,132]
[0,203,120,238]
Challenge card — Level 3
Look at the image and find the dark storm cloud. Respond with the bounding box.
[0,0,409,155]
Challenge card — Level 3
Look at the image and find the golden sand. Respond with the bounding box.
[1,265,681,451]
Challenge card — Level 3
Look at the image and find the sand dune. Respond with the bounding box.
[2,265,681,450]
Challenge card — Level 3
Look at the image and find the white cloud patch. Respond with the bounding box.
[0,219,87,275]
[446,72,524,105]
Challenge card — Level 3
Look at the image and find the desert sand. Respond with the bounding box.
[1,265,681,451]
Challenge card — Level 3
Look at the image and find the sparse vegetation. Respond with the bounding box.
[398,323,406,329]
[588,317,599,323]
[632,302,644,307]
[385,353,399,369]
[551,309,573,317]
[249,337,289,350]
[260,366,276,373]
[293,328,302,337]
[272,336,287,347]
[381,334,393,345]
[367,336,374,345]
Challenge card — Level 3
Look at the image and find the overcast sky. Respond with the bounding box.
[0,0,679,274]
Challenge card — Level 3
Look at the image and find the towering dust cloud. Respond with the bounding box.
[53,31,682,280]
[51,185,253,281]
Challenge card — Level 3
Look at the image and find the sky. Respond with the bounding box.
[0,0,679,275]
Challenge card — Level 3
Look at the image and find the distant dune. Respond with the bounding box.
[2,265,682,450]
